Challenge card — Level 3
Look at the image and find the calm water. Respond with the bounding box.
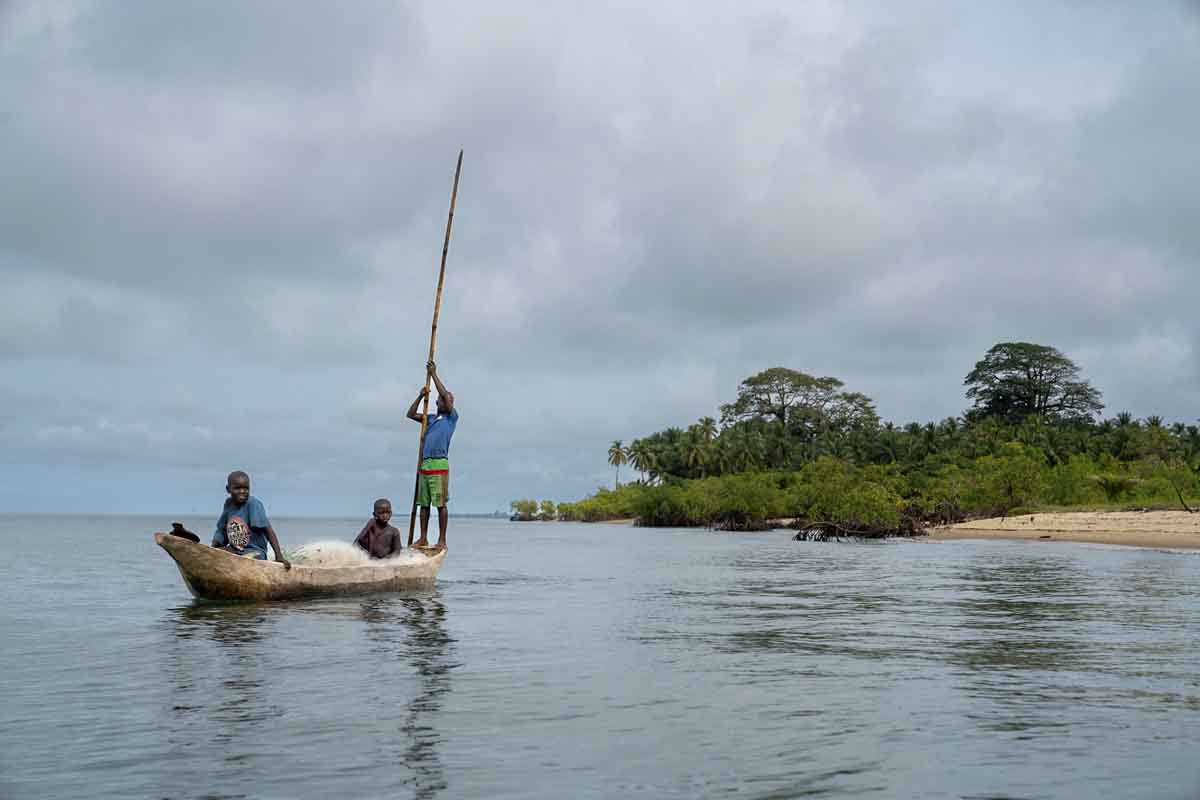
[2,515,1199,799]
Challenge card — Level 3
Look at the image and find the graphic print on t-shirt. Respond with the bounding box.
[226,515,250,549]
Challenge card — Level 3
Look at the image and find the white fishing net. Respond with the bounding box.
[289,540,430,568]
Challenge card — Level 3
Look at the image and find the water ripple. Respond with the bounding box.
[2,517,1199,798]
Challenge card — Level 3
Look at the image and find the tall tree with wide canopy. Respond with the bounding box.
[721,368,846,429]
[720,367,879,466]
[964,342,1103,423]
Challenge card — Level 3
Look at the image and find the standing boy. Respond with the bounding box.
[354,498,403,559]
[406,360,457,551]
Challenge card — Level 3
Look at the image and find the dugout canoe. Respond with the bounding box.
[154,532,445,602]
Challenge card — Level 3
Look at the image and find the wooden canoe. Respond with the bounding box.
[154,532,445,602]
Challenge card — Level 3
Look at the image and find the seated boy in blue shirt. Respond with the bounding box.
[209,471,291,568]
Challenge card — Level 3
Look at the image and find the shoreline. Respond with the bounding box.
[550,511,1200,550]
[931,510,1200,550]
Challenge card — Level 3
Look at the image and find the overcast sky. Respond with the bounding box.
[2,1,1198,515]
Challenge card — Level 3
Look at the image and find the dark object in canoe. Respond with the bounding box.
[169,523,201,543]
[154,533,445,602]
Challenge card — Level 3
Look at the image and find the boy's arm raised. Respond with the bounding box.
[428,361,454,413]
[406,387,429,423]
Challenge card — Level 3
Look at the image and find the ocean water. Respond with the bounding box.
[2,515,1199,799]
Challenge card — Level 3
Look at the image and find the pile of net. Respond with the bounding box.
[289,540,428,568]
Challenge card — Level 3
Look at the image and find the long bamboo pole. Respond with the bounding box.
[409,150,463,548]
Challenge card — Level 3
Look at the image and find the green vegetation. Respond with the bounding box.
[510,498,564,521]
[519,342,1200,533]
[509,499,539,520]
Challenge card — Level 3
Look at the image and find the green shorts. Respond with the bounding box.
[418,458,450,508]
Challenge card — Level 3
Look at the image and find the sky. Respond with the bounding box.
[2,1,1199,515]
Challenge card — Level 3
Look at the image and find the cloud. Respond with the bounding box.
[2,0,1199,512]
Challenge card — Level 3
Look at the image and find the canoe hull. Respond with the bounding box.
[154,533,445,602]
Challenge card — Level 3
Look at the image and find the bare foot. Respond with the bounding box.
[413,538,430,549]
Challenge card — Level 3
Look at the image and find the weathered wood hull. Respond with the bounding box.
[154,533,445,602]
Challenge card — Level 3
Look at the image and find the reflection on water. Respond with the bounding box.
[158,594,456,798]
[950,554,1098,673]
[166,605,285,765]
[944,555,1102,737]
[7,517,1200,799]
[358,597,457,800]
[642,548,925,667]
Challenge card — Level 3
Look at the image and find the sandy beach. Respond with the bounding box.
[931,510,1200,550]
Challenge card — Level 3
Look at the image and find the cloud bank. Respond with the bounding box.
[2,1,1198,513]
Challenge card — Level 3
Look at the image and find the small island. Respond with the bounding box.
[508,499,557,522]
[514,342,1200,544]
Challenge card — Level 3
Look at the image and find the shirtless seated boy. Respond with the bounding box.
[353,498,403,559]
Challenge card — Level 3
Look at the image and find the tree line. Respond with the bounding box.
[517,342,1200,532]
[509,498,557,521]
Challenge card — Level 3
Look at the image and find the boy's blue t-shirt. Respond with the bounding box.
[212,496,271,557]
[422,408,459,459]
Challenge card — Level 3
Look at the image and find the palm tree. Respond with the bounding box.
[879,421,899,463]
[608,440,628,489]
[682,431,708,478]
[767,423,791,469]
[697,416,718,443]
[723,427,761,473]
[1185,425,1200,461]
[710,439,733,476]
[629,439,660,484]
